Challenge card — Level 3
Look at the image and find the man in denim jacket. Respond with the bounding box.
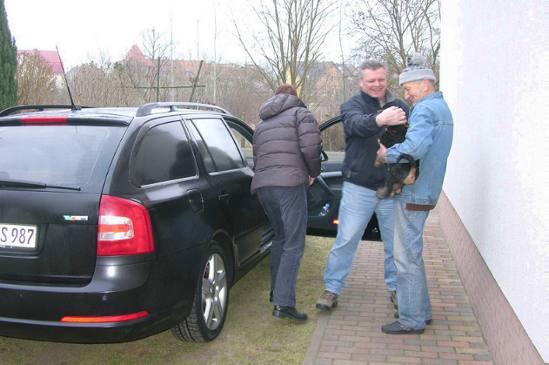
[377,54,453,334]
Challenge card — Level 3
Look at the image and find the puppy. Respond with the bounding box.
[374,124,419,198]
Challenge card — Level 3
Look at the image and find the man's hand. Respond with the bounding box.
[375,106,406,127]
[308,176,315,186]
[374,142,388,167]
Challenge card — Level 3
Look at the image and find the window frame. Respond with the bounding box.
[224,116,254,165]
[185,117,247,175]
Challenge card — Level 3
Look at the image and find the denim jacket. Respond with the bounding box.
[385,92,453,206]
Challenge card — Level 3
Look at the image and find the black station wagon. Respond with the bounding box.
[0,103,379,343]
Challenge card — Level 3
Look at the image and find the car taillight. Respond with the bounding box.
[97,195,154,256]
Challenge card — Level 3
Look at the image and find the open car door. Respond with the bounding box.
[307,115,381,241]
[226,114,380,242]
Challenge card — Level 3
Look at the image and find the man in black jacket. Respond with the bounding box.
[317,61,408,312]
[252,84,321,321]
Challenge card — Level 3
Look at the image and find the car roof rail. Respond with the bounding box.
[0,104,90,117]
[135,102,230,117]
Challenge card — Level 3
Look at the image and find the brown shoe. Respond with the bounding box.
[316,291,338,311]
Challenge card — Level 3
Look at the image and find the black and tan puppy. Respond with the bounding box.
[374,124,419,198]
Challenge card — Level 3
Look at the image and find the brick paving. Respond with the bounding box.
[303,209,493,365]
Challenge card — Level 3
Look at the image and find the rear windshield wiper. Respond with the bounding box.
[0,179,81,191]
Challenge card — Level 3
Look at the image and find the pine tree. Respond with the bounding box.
[0,0,17,110]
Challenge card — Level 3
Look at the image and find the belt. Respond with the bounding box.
[406,203,436,211]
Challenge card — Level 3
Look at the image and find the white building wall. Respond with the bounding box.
[440,1,548,361]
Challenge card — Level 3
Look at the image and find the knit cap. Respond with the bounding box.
[399,53,436,85]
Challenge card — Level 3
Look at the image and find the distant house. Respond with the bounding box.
[122,45,257,104]
[295,61,356,121]
[17,49,64,75]
[17,49,65,86]
[124,44,199,81]
[125,45,154,67]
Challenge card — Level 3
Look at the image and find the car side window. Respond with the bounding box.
[133,121,197,186]
[321,121,345,163]
[189,118,245,172]
[187,122,216,173]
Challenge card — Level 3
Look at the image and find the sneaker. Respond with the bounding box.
[390,290,398,310]
[272,306,308,321]
[381,321,424,335]
[316,290,338,311]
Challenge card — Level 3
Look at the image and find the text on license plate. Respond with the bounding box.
[0,223,37,249]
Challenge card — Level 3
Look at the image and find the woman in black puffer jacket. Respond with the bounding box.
[251,84,321,322]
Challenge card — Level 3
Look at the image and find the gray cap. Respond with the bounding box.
[399,53,436,85]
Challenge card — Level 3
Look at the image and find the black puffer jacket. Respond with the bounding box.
[341,90,409,190]
[251,93,321,193]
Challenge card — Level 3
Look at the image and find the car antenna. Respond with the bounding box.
[56,46,81,111]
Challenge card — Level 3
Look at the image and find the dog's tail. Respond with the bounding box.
[395,154,415,165]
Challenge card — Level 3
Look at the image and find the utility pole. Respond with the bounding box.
[196,20,200,60]
[213,0,217,104]
[169,3,175,100]
[156,57,161,101]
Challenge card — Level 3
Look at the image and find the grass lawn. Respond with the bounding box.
[0,235,333,365]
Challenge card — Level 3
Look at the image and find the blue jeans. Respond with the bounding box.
[323,181,396,295]
[393,199,432,329]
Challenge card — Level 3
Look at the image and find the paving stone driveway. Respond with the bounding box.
[303,210,493,365]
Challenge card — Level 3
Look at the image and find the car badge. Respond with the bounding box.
[63,215,89,222]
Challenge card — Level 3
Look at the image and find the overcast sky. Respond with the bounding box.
[5,0,353,68]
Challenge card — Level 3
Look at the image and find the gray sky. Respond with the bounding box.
[5,0,242,67]
[5,0,353,68]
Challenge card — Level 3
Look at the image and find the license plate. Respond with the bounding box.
[0,223,37,249]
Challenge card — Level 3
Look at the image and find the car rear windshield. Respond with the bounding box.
[0,124,125,192]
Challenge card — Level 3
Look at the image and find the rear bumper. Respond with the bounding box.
[0,256,191,343]
[0,313,155,343]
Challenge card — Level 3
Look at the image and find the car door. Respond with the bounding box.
[226,114,380,242]
[224,117,273,257]
[186,117,269,268]
[307,115,381,241]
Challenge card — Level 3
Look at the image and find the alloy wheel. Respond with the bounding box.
[201,253,227,331]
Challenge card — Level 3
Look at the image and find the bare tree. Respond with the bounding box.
[234,0,335,101]
[350,0,440,84]
[16,52,61,105]
[69,58,135,107]
[141,28,172,102]
[115,29,173,103]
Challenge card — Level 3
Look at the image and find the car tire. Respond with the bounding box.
[172,243,230,342]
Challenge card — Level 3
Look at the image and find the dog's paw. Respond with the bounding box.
[391,183,403,196]
[403,167,417,185]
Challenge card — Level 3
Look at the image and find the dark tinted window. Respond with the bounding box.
[0,125,124,191]
[191,119,244,172]
[133,121,196,186]
[187,122,216,173]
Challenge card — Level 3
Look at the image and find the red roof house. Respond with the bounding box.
[17,49,64,75]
